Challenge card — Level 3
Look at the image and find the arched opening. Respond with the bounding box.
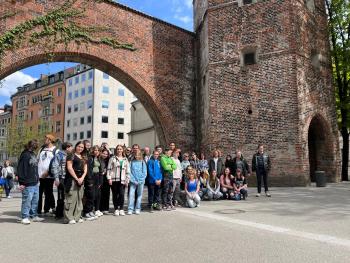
[308,115,334,182]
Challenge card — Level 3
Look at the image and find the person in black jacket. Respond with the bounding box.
[232,150,251,177]
[208,149,225,177]
[252,144,271,197]
[17,140,44,225]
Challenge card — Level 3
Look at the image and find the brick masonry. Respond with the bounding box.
[0,0,341,185]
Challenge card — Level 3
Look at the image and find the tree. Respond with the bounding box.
[326,0,350,181]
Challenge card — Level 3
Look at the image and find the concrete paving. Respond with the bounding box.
[1,182,350,262]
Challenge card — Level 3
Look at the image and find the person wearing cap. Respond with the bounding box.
[37,134,58,216]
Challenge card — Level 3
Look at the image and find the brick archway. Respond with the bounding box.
[0,0,196,150]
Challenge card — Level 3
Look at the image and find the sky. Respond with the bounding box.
[0,0,193,107]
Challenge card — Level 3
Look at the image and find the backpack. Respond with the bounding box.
[40,147,62,178]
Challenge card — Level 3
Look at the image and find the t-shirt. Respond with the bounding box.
[67,153,85,178]
[234,176,247,188]
[187,179,198,192]
[38,146,56,178]
[92,157,100,173]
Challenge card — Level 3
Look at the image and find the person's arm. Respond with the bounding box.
[185,182,189,196]
[1,167,6,178]
[196,180,200,193]
[51,152,60,181]
[160,156,170,171]
[207,180,214,193]
[80,163,88,183]
[147,160,155,181]
[245,160,251,176]
[215,179,221,193]
[141,161,147,182]
[66,160,80,183]
[125,160,130,185]
[106,157,113,181]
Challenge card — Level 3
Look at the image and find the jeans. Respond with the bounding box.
[128,182,144,212]
[148,183,160,207]
[21,184,39,219]
[186,193,200,208]
[162,178,173,206]
[38,178,55,214]
[4,178,14,197]
[256,169,268,193]
[172,178,181,205]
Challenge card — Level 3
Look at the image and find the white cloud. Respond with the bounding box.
[0,71,36,98]
[174,14,192,25]
[185,0,192,9]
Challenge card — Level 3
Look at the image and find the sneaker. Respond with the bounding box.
[196,204,201,208]
[127,210,133,215]
[102,210,109,215]
[95,210,103,217]
[7,195,12,199]
[135,209,140,215]
[256,193,261,197]
[265,192,271,197]
[154,204,161,211]
[68,220,76,224]
[170,205,176,210]
[32,216,45,222]
[119,210,125,216]
[89,212,98,219]
[84,213,95,221]
[114,210,120,216]
[21,218,30,225]
[78,218,84,223]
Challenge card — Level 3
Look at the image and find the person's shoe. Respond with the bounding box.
[135,209,140,215]
[165,206,172,211]
[78,218,84,223]
[265,192,271,197]
[32,216,45,222]
[7,195,12,199]
[256,193,260,197]
[89,212,98,219]
[119,210,125,216]
[95,210,103,217]
[127,210,133,215]
[170,205,176,210]
[68,220,76,224]
[102,210,109,215]
[196,204,201,208]
[154,204,161,211]
[21,218,30,225]
[84,213,95,221]
[114,210,120,216]
[149,206,154,213]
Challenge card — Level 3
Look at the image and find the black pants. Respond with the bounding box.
[55,182,65,218]
[38,178,55,214]
[162,178,173,206]
[111,181,125,210]
[83,184,94,214]
[93,184,101,211]
[257,169,268,193]
[148,184,160,207]
[100,177,111,212]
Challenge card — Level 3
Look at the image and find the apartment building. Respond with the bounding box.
[64,64,134,147]
[0,105,12,162]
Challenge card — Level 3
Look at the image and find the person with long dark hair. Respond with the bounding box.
[99,148,111,214]
[220,167,235,199]
[64,141,87,224]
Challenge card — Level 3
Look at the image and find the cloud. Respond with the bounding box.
[184,0,192,9]
[172,0,193,26]
[174,14,192,24]
[0,71,36,98]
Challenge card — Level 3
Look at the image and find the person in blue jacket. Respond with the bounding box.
[128,149,147,215]
[147,150,162,212]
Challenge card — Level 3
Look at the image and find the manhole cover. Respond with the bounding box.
[214,209,246,215]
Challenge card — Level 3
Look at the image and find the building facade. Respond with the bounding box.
[64,64,134,147]
[0,105,12,162]
[129,100,159,149]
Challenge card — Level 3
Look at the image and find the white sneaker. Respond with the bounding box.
[114,210,120,216]
[256,193,261,197]
[196,204,200,208]
[21,218,30,225]
[7,196,12,199]
[127,210,133,215]
[32,216,45,222]
[119,210,125,216]
[85,213,95,221]
[78,218,84,223]
[96,210,103,217]
[102,211,109,215]
[68,220,76,224]
[135,209,140,215]
[265,192,271,197]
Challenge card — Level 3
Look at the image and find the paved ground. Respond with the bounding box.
[1,183,350,262]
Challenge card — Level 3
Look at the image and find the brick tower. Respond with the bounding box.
[194,0,340,186]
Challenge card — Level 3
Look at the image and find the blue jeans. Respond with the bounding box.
[128,182,144,212]
[5,178,14,197]
[21,185,39,219]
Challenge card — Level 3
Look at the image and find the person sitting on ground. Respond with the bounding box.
[185,166,201,208]
[233,168,248,200]
[206,170,223,200]
[198,170,209,200]
[220,167,235,199]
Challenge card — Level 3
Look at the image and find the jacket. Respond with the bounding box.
[130,160,147,184]
[107,156,130,183]
[17,149,39,187]
[51,150,67,182]
[208,158,225,176]
[231,157,250,176]
[252,152,271,172]
[147,157,162,184]
[87,156,103,185]
[160,154,177,178]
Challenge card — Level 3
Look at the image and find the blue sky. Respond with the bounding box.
[0,0,193,107]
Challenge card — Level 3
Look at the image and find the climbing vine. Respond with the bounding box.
[0,0,136,66]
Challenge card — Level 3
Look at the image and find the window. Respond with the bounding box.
[56,121,61,132]
[81,73,86,82]
[118,88,124,96]
[88,71,93,80]
[101,131,108,138]
[102,116,108,123]
[102,86,109,94]
[117,132,124,139]
[58,88,62,96]
[87,115,92,123]
[75,76,79,84]
[81,88,85,96]
[67,120,70,128]
[73,118,78,127]
[68,79,73,86]
[102,100,109,109]
[74,90,79,98]
[87,130,92,139]
[73,133,77,140]
[118,103,125,111]
[57,104,62,114]
[68,92,72,100]
[103,73,109,79]
[68,106,72,114]
[67,134,71,141]
[74,104,78,112]
[243,52,256,65]
[118,118,124,125]
[80,117,85,125]
[80,102,85,111]
[88,85,93,94]
[80,132,84,140]
[87,100,93,109]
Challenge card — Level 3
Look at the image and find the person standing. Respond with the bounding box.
[2,160,15,199]
[232,150,251,177]
[147,150,162,212]
[127,149,147,215]
[107,145,130,216]
[37,134,58,216]
[252,144,271,197]
[64,141,87,224]
[99,148,111,214]
[143,147,151,163]
[209,149,225,178]
[160,148,177,211]
[17,140,44,224]
[171,149,182,207]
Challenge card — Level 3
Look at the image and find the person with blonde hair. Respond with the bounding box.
[209,149,225,177]
[185,166,201,208]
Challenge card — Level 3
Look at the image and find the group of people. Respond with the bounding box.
[11,134,271,225]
